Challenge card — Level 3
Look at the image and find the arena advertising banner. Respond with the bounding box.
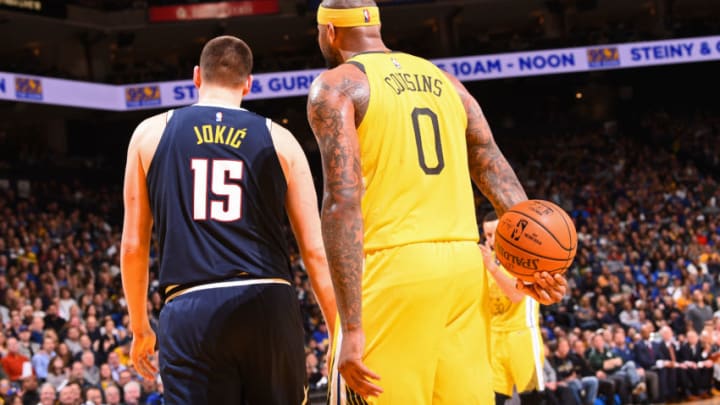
[148,0,279,22]
[0,35,718,111]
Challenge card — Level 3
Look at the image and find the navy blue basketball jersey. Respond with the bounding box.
[146,105,290,289]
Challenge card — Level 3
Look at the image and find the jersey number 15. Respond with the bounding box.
[191,159,244,222]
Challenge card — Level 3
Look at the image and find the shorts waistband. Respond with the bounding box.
[164,278,291,304]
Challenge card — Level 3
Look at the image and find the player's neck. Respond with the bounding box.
[197,86,244,108]
[342,37,389,61]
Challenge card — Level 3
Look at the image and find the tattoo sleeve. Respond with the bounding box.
[307,71,368,331]
[461,88,527,217]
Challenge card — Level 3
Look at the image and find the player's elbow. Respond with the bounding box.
[301,245,328,271]
[303,248,333,286]
[120,237,147,260]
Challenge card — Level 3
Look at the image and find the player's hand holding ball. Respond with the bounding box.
[494,200,577,305]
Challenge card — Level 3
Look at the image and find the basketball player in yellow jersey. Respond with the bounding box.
[481,211,545,405]
[307,1,567,403]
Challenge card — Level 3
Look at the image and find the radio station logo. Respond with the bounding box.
[15,77,43,100]
[125,85,161,108]
[587,47,620,68]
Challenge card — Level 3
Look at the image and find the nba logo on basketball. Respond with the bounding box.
[511,219,528,241]
[363,8,371,23]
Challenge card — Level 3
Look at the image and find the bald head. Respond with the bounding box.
[316,0,386,68]
[199,36,253,87]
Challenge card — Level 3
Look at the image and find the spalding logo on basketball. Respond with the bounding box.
[495,200,577,283]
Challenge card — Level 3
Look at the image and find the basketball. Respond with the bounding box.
[494,200,577,283]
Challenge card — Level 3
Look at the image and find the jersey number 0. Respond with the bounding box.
[411,108,445,175]
[191,159,244,222]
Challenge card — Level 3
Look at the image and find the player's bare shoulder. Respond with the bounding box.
[440,70,474,110]
[129,110,171,172]
[268,121,304,182]
[308,63,369,125]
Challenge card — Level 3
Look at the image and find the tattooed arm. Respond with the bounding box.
[443,72,527,217]
[307,64,381,397]
[444,72,567,304]
[307,64,367,332]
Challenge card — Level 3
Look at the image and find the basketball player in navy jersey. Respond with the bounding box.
[121,36,336,404]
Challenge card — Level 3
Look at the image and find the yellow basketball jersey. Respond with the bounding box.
[348,52,478,252]
[487,265,540,332]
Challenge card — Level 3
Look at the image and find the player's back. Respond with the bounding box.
[146,105,290,289]
[348,52,478,251]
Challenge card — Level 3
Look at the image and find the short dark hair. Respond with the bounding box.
[482,211,498,224]
[199,36,253,87]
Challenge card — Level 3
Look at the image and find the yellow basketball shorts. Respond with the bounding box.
[328,241,493,405]
[490,327,545,396]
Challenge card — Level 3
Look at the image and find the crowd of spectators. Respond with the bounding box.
[0,105,716,404]
[507,110,720,404]
[0,172,332,404]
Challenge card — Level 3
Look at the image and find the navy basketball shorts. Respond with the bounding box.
[158,281,307,404]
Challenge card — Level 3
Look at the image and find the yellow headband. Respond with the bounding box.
[317,5,380,27]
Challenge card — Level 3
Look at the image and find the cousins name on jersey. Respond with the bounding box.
[383,72,443,97]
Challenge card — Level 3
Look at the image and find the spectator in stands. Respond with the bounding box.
[619,299,643,332]
[656,325,681,401]
[84,386,103,405]
[0,378,12,402]
[587,333,636,403]
[80,351,99,387]
[687,289,713,334]
[55,342,73,366]
[58,384,75,405]
[612,328,657,402]
[28,316,44,346]
[73,335,92,363]
[145,376,163,405]
[84,317,101,344]
[69,361,87,389]
[20,374,39,405]
[64,327,82,357]
[38,382,56,405]
[631,323,661,402]
[17,326,37,359]
[43,305,65,336]
[679,329,714,399]
[95,319,118,365]
[67,380,84,404]
[31,336,56,382]
[58,288,76,322]
[569,339,618,405]
[98,363,114,390]
[139,376,156,404]
[117,369,132,389]
[104,384,121,405]
[46,356,67,390]
[106,351,124,382]
[542,342,576,404]
[552,337,597,405]
[2,337,29,383]
[123,380,141,405]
